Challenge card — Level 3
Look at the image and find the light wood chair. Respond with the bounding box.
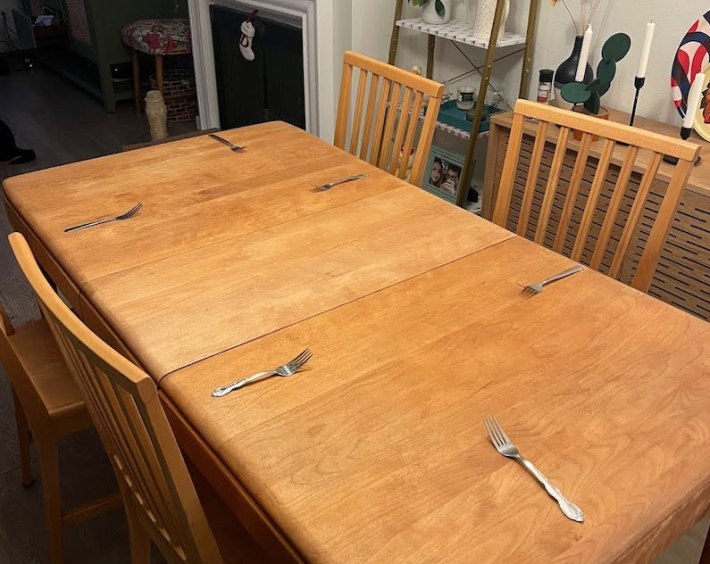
[335,51,445,187]
[0,307,121,564]
[8,232,264,563]
[492,99,701,292]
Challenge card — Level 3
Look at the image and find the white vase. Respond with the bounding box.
[145,90,168,141]
[422,0,452,25]
[470,0,510,41]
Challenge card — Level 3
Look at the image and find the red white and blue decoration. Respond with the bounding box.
[671,10,710,118]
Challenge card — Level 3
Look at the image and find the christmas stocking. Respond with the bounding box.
[239,20,255,61]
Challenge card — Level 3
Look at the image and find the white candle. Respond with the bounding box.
[683,72,705,129]
[575,25,593,83]
[637,20,655,79]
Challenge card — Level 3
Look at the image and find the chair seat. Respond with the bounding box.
[9,318,90,434]
[121,19,191,56]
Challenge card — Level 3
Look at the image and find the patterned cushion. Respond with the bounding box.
[122,19,191,56]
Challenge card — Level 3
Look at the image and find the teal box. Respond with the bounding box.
[435,100,504,133]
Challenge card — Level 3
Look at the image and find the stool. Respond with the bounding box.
[121,19,192,113]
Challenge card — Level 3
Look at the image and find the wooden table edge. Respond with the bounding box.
[160,391,304,563]
[613,474,710,563]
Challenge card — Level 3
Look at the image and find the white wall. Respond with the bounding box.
[349,0,709,126]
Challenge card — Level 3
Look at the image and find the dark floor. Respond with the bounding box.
[0,67,706,564]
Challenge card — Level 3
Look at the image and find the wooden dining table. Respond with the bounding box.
[3,121,709,563]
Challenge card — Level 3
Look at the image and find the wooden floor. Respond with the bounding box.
[0,68,707,564]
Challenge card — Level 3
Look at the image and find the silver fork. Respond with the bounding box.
[209,133,246,153]
[522,265,584,295]
[64,203,143,233]
[315,173,369,191]
[212,349,312,397]
[484,416,584,523]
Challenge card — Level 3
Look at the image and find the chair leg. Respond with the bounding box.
[124,498,151,564]
[155,55,164,94]
[132,50,141,113]
[12,390,34,487]
[36,440,63,564]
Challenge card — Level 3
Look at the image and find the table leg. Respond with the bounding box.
[132,50,141,113]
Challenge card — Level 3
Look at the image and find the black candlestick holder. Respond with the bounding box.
[662,125,702,165]
[629,76,645,127]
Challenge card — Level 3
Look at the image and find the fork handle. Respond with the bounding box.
[319,173,369,191]
[64,218,114,232]
[539,265,584,288]
[517,456,585,523]
[212,370,276,397]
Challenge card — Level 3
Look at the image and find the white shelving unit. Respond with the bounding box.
[389,0,540,206]
[395,18,526,49]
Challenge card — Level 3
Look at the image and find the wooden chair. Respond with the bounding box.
[8,232,264,563]
[335,51,445,187]
[492,99,701,292]
[0,307,121,564]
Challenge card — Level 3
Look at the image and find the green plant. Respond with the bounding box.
[561,33,631,114]
[409,0,446,17]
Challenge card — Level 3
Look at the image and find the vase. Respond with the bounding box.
[470,0,510,42]
[553,35,594,110]
[422,0,452,25]
[145,90,168,141]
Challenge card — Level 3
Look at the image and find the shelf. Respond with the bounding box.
[395,18,526,49]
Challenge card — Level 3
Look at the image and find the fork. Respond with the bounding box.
[212,349,312,397]
[484,416,584,523]
[522,265,584,295]
[315,173,369,191]
[209,133,246,153]
[64,203,143,233]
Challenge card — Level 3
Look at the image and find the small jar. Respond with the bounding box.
[537,69,554,104]
[456,86,476,112]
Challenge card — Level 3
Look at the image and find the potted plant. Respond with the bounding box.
[561,32,630,138]
[410,0,452,25]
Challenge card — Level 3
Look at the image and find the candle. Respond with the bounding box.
[683,72,705,129]
[575,25,593,83]
[637,20,655,79]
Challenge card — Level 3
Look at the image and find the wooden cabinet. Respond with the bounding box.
[483,108,709,320]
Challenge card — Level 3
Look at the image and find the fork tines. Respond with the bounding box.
[522,284,541,296]
[484,415,511,449]
[290,348,312,369]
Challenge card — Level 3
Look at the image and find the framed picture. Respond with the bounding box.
[422,146,466,204]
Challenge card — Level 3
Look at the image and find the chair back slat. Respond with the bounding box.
[590,145,639,270]
[608,151,662,278]
[534,126,570,245]
[493,112,526,227]
[572,138,616,261]
[369,78,391,167]
[334,61,353,150]
[349,70,369,155]
[632,157,695,290]
[517,120,548,236]
[9,233,223,564]
[378,83,401,169]
[359,75,381,161]
[335,51,444,186]
[553,132,592,252]
[492,100,701,292]
[399,91,424,178]
[389,87,414,175]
